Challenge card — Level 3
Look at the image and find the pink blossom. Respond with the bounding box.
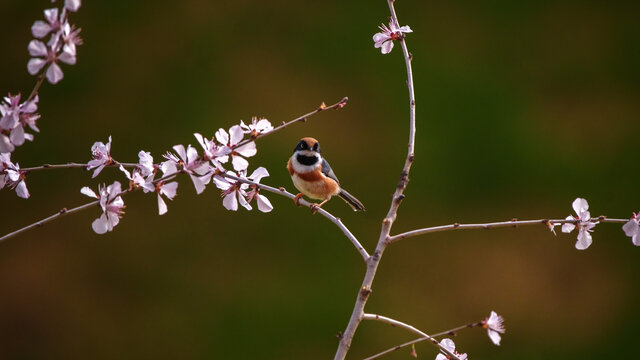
[213,173,251,211]
[163,144,211,194]
[119,165,149,190]
[623,212,640,246]
[137,150,156,177]
[482,311,505,346]
[240,117,273,138]
[31,8,62,39]
[87,136,113,178]
[561,198,598,250]
[154,181,178,215]
[60,21,83,56]
[373,21,413,54]
[215,125,256,171]
[244,167,273,213]
[194,132,231,163]
[434,338,468,360]
[0,94,40,153]
[65,0,82,12]
[0,152,30,198]
[81,181,125,234]
[27,37,76,84]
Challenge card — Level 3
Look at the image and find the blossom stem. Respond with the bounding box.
[334,1,416,358]
[0,170,178,244]
[389,217,628,243]
[363,321,482,360]
[221,173,370,261]
[0,200,99,243]
[361,314,460,360]
[20,161,137,173]
[233,97,348,149]
[27,73,46,103]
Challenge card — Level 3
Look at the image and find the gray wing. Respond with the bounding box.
[321,158,340,184]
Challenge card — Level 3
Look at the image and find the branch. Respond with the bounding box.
[334,1,416,358]
[16,97,348,174]
[20,161,137,173]
[362,314,460,360]
[26,73,46,103]
[363,321,482,360]
[390,216,628,243]
[0,171,178,244]
[234,97,348,149]
[222,173,370,261]
[0,200,99,243]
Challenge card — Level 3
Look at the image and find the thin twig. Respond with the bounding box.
[0,200,99,243]
[390,217,628,243]
[26,73,46,103]
[234,97,348,149]
[20,161,138,173]
[334,1,416,358]
[361,314,460,360]
[222,173,370,261]
[0,169,180,244]
[363,321,482,360]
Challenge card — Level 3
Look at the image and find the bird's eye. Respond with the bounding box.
[312,143,319,152]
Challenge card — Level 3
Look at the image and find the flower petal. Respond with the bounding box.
[31,21,52,38]
[572,198,589,217]
[46,62,64,84]
[381,40,394,54]
[575,229,593,250]
[15,180,30,199]
[157,194,168,215]
[229,125,244,146]
[223,191,238,211]
[160,181,178,199]
[28,40,48,57]
[257,194,273,213]
[81,186,98,198]
[622,219,639,238]
[235,141,257,157]
[561,216,576,233]
[231,155,249,171]
[92,213,109,234]
[27,58,47,75]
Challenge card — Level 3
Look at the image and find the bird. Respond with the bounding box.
[287,137,365,212]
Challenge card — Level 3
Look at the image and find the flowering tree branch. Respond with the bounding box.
[363,320,489,360]
[333,1,416,358]
[223,174,369,261]
[0,200,99,242]
[362,314,460,360]
[390,217,628,243]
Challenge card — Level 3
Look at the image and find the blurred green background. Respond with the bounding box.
[1,0,639,359]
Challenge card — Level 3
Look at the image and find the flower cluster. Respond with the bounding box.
[0,153,29,198]
[81,118,274,234]
[0,94,40,153]
[562,198,598,250]
[28,1,82,84]
[373,20,413,54]
[81,181,125,234]
[0,0,81,154]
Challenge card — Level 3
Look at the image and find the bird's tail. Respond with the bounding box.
[338,189,366,212]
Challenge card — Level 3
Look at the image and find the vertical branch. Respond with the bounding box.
[334,1,416,359]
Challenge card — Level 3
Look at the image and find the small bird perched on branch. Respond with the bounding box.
[287,137,365,213]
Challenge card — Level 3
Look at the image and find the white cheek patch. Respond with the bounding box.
[292,154,321,173]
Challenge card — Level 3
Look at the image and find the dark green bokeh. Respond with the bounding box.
[1,1,639,359]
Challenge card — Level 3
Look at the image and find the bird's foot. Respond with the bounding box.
[294,193,304,206]
[310,203,322,214]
